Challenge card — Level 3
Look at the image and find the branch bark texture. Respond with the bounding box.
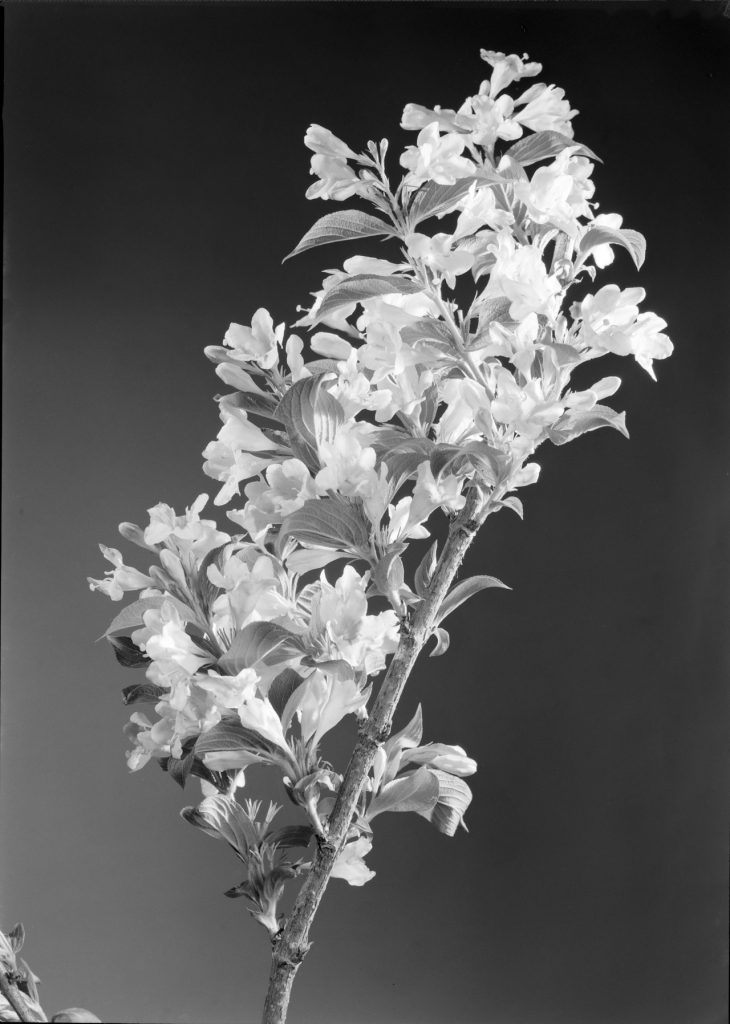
[0,971,39,1023]
[262,489,493,1023]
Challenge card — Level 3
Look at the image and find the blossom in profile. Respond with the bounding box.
[223,308,284,370]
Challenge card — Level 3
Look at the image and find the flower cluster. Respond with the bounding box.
[90,49,670,929]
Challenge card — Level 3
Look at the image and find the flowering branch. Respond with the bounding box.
[88,47,671,1024]
[262,486,492,1022]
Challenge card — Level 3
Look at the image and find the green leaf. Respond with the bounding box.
[408,174,500,226]
[366,766,440,821]
[578,226,646,270]
[162,745,196,789]
[436,574,510,626]
[122,681,166,705]
[267,824,315,851]
[279,497,371,555]
[268,668,306,719]
[223,390,283,430]
[547,404,629,446]
[284,210,395,261]
[399,317,455,354]
[414,541,438,598]
[276,374,345,469]
[194,718,284,764]
[499,495,524,519]
[218,621,306,675]
[506,130,601,167]
[416,769,473,836]
[428,627,450,657]
[314,274,423,325]
[109,635,150,669]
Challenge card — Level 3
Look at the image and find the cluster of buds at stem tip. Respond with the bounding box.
[89,47,671,920]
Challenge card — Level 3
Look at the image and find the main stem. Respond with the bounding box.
[0,971,39,1023]
[262,488,493,1024]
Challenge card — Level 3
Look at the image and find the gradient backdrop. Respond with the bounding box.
[3,4,729,1023]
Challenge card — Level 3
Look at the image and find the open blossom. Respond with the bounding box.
[87,544,153,600]
[310,565,399,676]
[584,213,624,267]
[576,285,675,379]
[454,182,513,238]
[235,459,319,540]
[485,233,562,320]
[406,232,475,288]
[144,493,230,556]
[224,309,284,370]
[480,49,542,98]
[457,92,522,148]
[491,367,564,439]
[331,835,375,886]
[408,461,467,527]
[514,82,577,135]
[400,123,475,186]
[297,670,369,748]
[513,147,595,235]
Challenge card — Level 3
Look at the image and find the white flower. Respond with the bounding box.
[196,667,259,711]
[87,545,153,601]
[626,312,673,380]
[491,367,564,440]
[453,182,513,238]
[143,493,230,556]
[400,123,475,186]
[135,601,210,676]
[480,50,542,98]
[585,213,624,268]
[331,835,375,886]
[223,309,284,370]
[296,670,369,748]
[514,82,577,136]
[310,565,399,676]
[408,461,467,527]
[304,124,358,160]
[484,233,561,321]
[577,284,645,355]
[513,148,595,236]
[435,378,488,446]
[457,92,522,148]
[405,232,475,289]
[306,155,370,202]
[400,742,477,776]
[238,459,318,540]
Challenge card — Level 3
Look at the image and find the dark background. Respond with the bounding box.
[2,4,729,1023]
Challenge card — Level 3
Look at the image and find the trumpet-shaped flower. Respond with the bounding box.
[223,309,285,371]
[310,565,399,676]
[406,232,475,289]
[514,148,595,235]
[514,82,577,136]
[400,123,475,186]
[331,835,375,886]
[484,233,562,321]
[237,459,319,541]
[480,49,542,98]
[87,545,153,601]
